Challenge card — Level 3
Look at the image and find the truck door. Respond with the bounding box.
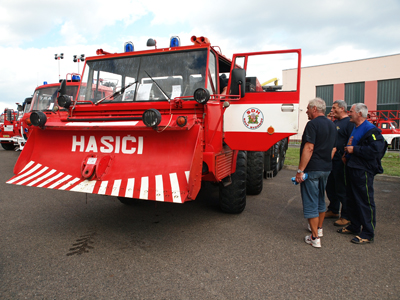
[223,49,301,151]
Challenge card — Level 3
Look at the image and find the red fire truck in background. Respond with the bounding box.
[20,73,84,141]
[0,74,84,151]
[0,107,23,150]
[368,110,400,150]
[7,36,301,213]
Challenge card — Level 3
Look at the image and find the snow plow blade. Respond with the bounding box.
[7,124,203,203]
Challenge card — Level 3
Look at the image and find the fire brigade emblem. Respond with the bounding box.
[243,108,264,130]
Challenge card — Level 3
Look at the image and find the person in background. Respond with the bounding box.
[337,103,386,244]
[296,98,337,248]
[325,100,355,226]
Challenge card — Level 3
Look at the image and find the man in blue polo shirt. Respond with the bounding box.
[337,103,386,244]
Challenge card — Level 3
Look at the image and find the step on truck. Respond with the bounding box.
[7,36,301,213]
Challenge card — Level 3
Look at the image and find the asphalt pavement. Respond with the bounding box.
[1,148,399,299]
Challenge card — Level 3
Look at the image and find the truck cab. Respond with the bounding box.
[0,108,20,150]
[375,120,400,149]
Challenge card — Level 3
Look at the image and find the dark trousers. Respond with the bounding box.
[346,167,376,239]
[326,159,348,219]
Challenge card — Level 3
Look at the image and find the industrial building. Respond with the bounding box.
[284,53,400,139]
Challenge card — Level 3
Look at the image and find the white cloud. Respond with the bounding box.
[0,0,149,46]
[0,101,13,113]
[0,44,114,108]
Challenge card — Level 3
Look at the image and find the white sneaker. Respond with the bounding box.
[305,235,321,248]
[307,223,323,237]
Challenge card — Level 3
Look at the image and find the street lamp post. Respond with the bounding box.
[73,54,85,74]
[54,53,64,81]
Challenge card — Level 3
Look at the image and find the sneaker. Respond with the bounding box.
[325,210,339,219]
[334,218,351,227]
[305,235,321,248]
[307,223,323,237]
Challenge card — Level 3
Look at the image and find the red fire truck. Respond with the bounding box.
[368,110,400,149]
[7,36,301,213]
[0,107,22,150]
[20,74,83,142]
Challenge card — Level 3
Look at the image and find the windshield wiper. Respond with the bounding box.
[95,81,138,105]
[144,71,171,101]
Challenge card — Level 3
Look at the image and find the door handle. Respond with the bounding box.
[281,104,294,112]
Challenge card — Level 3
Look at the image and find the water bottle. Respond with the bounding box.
[291,173,308,185]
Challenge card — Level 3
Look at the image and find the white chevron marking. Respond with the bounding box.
[98,181,108,195]
[185,171,190,183]
[155,175,164,201]
[169,173,182,203]
[16,166,49,185]
[70,180,97,193]
[37,172,64,187]
[140,177,149,200]
[28,169,57,186]
[7,163,42,184]
[111,180,122,196]
[48,175,72,189]
[59,178,81,190]
[125,178,135,198]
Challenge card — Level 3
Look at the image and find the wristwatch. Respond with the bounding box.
[297,169,304,174]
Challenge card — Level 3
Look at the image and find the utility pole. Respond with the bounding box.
[55,53,64,81]
[73,54,85,74]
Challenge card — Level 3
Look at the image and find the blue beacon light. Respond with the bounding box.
[124,42,134,53]
[170,36,180,47]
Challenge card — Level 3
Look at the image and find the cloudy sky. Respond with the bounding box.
[1,0,400,112]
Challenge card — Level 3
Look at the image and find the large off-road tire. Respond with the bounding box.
[278,138,288,171]
[271,141,281,177]
[1,142,15,151]
[219,150,247,214]
[392,138,400,150]
[263,148,272,179]
[246,151,264,195]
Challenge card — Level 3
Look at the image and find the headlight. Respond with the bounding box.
[30,111,47,127]
[58,95,71,109]
[194,88,210,104]
[142,109,162,128]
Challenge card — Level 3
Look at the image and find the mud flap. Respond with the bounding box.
[7,124,203,203]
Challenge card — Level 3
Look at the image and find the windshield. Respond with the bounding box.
[390,121,398,129]
[78,49,213,103]
[23,102,31,114]
[31,86,78,111]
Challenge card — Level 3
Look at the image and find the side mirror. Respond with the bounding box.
[59,79,67,95]
[17,105,23,111]
[230,69,246,98]
[57,80,71,109]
